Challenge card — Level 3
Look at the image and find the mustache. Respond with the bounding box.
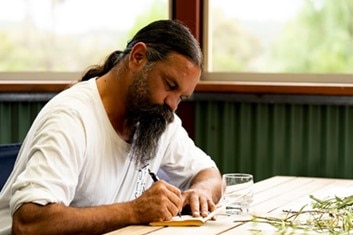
[131,103,174,124]
[142,104,174,123]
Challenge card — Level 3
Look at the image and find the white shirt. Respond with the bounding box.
[0,78,216,234]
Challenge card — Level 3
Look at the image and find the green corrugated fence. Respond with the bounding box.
[0,97,48,144]
[1,94,353,182]
[195,100,353,181]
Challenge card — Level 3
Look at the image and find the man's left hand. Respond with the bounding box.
[182,187,216,218]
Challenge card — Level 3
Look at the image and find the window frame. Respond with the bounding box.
[1,0,353,96]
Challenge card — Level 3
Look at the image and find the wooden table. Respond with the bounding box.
[106,176,353,234]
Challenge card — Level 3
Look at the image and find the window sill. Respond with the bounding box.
[195,81,353,96]
[1,80,353,96]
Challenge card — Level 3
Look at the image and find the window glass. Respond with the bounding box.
[0,0,169,73]
[208,0,353,75]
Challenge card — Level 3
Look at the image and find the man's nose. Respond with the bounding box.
[164,95,180,112]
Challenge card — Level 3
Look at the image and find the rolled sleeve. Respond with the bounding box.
[9,109,86,215]
[10,183,59,214]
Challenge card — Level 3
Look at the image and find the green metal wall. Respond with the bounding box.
[195,101,353,181]
[2,96,353,182]
[0,101,46,144]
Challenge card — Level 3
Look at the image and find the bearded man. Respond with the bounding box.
[0,20,223,235]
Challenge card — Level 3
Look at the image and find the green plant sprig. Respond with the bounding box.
[241,194,353,234]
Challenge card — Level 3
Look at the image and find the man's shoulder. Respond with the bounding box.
[45,80,97,111]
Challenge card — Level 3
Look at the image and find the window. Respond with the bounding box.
[205,0,353,82]
[0,0,169,76]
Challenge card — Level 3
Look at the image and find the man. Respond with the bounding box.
[0,20,222,235]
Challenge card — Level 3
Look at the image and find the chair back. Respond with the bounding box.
[0,143,21,190]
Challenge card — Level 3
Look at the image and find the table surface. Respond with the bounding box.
[106,176,353,235]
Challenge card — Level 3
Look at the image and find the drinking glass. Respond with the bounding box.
[222,173,254,215]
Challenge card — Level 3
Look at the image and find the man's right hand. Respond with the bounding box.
[131,180,183,223]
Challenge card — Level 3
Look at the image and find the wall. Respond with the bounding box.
[193,93,353,181]
[0,93,53,144]
[1,92,353,182]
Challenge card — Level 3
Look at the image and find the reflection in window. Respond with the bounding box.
[0,0,169,72]
[208,0,353,74]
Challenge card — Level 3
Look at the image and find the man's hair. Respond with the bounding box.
[81,20,203,81]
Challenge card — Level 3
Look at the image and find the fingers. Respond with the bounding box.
[189,194,200,217]
[132,181,183,224]
[157,181,183,213]
[190,196,210,217]
[150,181,183,215]
[183,189,216,218]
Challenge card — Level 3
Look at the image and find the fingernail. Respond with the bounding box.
[192,211,200,216]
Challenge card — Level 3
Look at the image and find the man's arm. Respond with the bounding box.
[12,180,183,235]
[181,167,223,217]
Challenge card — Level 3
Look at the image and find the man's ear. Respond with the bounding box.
[128,42,147,72]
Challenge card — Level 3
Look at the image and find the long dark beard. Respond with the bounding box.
[126,67,174,168]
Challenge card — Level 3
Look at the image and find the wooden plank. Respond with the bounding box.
[251,177,337,213]
[104,226,162,235]
[252,176,295,194]
[3,80,353,96]
[251,177,316,210]
[224,220,320,235]
[196,80,353,96]
[275,178,353,212]
[146,215,243,235]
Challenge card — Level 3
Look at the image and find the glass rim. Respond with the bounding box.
[223,173,253,178]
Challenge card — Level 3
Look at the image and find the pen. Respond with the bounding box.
[148,169,160,182]
[148,169,182,217]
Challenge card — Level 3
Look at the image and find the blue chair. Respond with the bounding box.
[0,143,21,190]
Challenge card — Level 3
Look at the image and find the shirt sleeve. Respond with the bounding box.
[10,108,86,214]
[159,115,217,190]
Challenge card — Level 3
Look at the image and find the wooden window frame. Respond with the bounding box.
[1,0,352,95]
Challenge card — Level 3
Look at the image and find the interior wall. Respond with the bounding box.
[2,92,353,182]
